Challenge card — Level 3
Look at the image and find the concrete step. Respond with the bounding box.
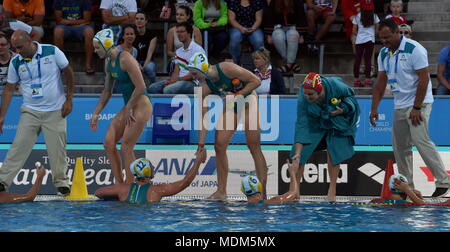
[285,73,439,95]
[412,31,450,41]
[411,22,450,32]
[406,12,450,22]
[407,2,450,12]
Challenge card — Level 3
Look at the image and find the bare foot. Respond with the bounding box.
[207,191,227,200]
[326,190,336,202]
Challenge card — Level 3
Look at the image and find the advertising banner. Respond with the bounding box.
[278,150,450,197]
[5,149,145,194]
[1,96,450,146]
[146,150,279,197]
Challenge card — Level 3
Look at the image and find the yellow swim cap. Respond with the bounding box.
[241,175,262,196]
[130,158,154,179]
[187,52,209,74]
[94,29,114,51]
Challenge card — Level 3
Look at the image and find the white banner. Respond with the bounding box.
[146,150,279,197]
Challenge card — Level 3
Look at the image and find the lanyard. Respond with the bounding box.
[386,36,403,75]
[24,55,41,81]
[386,52,399,75]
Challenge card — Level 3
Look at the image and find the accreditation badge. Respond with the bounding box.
[31,83,43,99]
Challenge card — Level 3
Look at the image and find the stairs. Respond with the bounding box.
[53,0,449,95]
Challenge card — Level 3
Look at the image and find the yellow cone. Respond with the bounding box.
[65,157,94,200]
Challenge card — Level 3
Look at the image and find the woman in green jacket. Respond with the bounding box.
[292,73,360,201]
[193,0,229,58]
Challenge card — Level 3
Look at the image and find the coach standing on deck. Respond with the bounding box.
[0,30,74,195]
[370,20,450,197]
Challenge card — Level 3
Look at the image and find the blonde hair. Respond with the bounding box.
[252,48,271,64]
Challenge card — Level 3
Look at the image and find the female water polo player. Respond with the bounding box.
[95,149,206,203]
[371,174,450,205]
[186,52,268,200]
[0,164,45,203]
[241,159,299,204]
[90,29,152,184]
[292,73,360,201]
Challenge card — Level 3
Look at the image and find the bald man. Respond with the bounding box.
[0,30,75,196]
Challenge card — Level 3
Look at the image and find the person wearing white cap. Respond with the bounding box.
[186,51,268,200]
[95,149,206,203]
[241,159,299,204]
[90,28,152,184]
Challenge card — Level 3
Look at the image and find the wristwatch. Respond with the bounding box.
[413,106,421,110]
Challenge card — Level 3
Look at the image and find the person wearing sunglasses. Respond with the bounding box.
[398,24,412,39]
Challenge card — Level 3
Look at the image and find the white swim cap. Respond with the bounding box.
[130,158,154,179]
[241,175,262,196]
[94,29,114,51]
[389,174,408,193]
[187,52,209,74]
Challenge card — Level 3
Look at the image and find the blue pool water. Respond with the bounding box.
[1,200,450,232]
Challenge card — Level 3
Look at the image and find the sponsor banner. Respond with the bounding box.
[278,150,450,197]
[413,152,450,197]
[1,149,279,196]
[146,150,279,197]
[5,150,145,194]
[1,96,450,145]
[278,150,396,196]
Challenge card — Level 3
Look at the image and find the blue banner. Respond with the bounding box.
[1,95,449,146]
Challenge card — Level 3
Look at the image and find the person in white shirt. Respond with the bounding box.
[148,22,205,94]
[0,30,75,195]
[370,19,450,198]
[100,0,137,45]
[252,48,285,95]
[352,0,379,87]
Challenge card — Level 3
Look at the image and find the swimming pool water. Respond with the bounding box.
[1,200,450,232]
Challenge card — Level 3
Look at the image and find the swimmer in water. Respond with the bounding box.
[94,149,206,203]
[0,164,45,203]
[369,174,445,205]
[242,159,299,204]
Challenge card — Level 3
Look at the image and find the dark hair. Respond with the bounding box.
[361,9,375,28]
[136,10,148,20]
[177,5,194,23]
[118,24,137,44]
[0,34,9,43]
[176,21,193,35]
[274,0,294,14]
[378,19,399,33]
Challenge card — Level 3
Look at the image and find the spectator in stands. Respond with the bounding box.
[100,0,137,45]
[2,0,45,41]
[134,11,157,83]
[117,24,138,59]
[53,0,95,75]
[0,35,13,92]
[435,45,450,95]
[148,22,205,94]
[398,23,412,39]
[193,0,229,59]
[219,52,233,62]
[227,0,265,64]
[305,0,338,54]
[341,0,360,42]
[385,0,407,25]
[352,0,379,87]
[167,5,203,59]
[266,0,306,73]
[252,48,285,95]
[0,7,40,39]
